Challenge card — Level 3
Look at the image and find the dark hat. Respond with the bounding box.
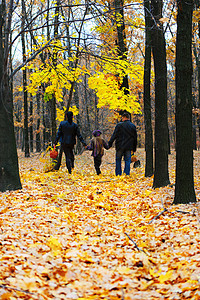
[92,130,102,137]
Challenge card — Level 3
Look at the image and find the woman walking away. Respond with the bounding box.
[87,130,109,175]
[54,111,87,174]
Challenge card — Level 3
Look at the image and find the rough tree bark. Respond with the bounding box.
[174,0,196,204]
[0,0,22,191]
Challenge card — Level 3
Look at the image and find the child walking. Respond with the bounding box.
[86,130,109,175]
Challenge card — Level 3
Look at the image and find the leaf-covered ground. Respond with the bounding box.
[0,149,200,300]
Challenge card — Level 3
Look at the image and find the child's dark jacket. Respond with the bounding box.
[87,138,109,157]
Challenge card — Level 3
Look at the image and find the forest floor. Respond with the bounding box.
[0,148,200,300]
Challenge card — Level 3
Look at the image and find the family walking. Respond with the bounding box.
[54,111,137,176]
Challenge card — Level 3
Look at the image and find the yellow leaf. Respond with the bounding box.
[47,236,62,251]
[158,270,173,283]
[117,266,131,274]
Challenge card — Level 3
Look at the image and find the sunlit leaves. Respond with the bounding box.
[88,58,143,113]
[56,106,79,122]
[27,58,85,102]
[25,39,87,104]
[0,149,199,299]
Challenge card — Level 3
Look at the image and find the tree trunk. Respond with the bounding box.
[95,94,99,129]
[29,94,33,152]
[74,82,82,154]
[28,50,33,152]
[192,93,197,150]
[42,95,51,151]
[198,20,200,138]
[84,56,91,140]
[51,0,60,143]
[0,75,22,191]
[0,0,21,192]
[114,0,130,117]
[195,2,200,136]
[21,0,30,157]
[52,0,67,170]
[36,92,41,152]
[151,0,170,188]
[51,95,57,142]
[114,0,129,96]
[174,0,196,204]
[144,0,153,177]
[44,0,51,150]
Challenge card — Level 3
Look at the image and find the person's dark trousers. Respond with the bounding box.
[53,145,74,170]
[116,149,131,176]
[71,151,75,169]
[94,155,102,175]
[62,144,74,174]
[53,145,63,170]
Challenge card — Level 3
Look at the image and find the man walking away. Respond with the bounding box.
[54,111,87,174]
[108,112,137,176]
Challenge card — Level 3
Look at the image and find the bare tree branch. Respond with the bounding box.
[10,36,61,79]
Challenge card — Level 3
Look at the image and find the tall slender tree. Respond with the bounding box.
[21,0,30,157]
[51,0,60,143]
[150,0,170,187]
[114,0,129,97]
[193,1,200,139]
[174,0,196,204]
[36,92,41,152]
[29,92,33,152]
[144,0,153,177]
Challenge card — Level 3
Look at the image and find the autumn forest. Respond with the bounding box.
[0,0,200,299]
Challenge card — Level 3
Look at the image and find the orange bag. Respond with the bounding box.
[50,146,58,159]
[131,154,137,163]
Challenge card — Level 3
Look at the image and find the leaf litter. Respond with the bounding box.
[0,149,199,300]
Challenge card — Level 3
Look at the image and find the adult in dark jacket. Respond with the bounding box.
[108,112,137,176]
[54,111,86,174]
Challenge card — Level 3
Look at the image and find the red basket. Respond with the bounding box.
[50,146,58,159]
